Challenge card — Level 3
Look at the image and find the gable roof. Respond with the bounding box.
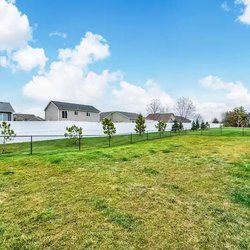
[13,114,44,121]
[146,113,175,122]
[0,102,15,113]
[100,111,139,120]
[174,116,191,123]
[45,101,100,113]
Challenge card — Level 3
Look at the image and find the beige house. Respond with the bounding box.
[100,111,139,123]
[146,113,191,123]
[45,101,100,122]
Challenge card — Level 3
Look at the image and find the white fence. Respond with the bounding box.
[1,121,221,143]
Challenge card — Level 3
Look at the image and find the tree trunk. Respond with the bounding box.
[2,137,5,154]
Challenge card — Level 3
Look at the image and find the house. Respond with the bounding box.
[146,113,176,122]
[146,113,191,123]
[100,111,139,123]
[0,102,15,121]
[174,116,191,123]
[13,114,44,121]
[44,101,100,122]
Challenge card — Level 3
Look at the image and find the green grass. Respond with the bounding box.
[0,129,250,249]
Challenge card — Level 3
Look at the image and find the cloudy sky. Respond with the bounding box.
[1,0,250,120]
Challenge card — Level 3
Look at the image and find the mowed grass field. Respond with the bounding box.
[0,130,250,249]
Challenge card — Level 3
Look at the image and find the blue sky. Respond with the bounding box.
[1,0,250,119]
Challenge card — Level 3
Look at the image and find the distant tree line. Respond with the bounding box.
[221,106,249,127]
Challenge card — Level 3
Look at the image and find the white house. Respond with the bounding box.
[44,101,100,122]
[0,102,15,121]
[100,111,139,123]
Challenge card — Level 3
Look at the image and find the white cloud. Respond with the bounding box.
[6,46,47,71]
[112,80,175,114]
[235,0,250,25]
[58,32,110,69]
[221,2,230,12]
[0,0,31,51]
[49,31,67,39]
[200,75,250,105]
[23,32,120,104]
[0,0,47,71]
[194,101,229,121]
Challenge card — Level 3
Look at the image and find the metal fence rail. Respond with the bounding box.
[0,127,249,155]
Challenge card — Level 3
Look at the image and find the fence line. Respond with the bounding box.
[0,127,249,155]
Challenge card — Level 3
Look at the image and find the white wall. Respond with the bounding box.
[1,121,221,143]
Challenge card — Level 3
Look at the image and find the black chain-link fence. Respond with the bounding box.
[0,127,249,156]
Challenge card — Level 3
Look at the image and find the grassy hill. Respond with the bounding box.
[0,132,250,249]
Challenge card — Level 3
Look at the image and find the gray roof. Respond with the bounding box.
[146,113,175,122]
[0,102,15,113]
[13,114,44,121]
[46,101,100,113]
[174,116,191,123]
[100,111,139,120]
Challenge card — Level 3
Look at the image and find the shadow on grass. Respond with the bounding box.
[89,197,140,230]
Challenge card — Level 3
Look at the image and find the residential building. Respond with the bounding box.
[100,111,139,123]
[0,102,15,121]
[146,113,191,123]
[44,101,100,122]
[146,113,176,122]
[13,114,44,121]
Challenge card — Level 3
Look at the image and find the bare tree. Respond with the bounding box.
[176,97,196,119]
[193,113,203,122]
[147,99,163,115]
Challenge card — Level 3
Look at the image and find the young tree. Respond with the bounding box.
[64,125,83,144]
[155,120,167,135]
[135,114,146,135]
[0,122,15,154]
[205,122,210,129]
[171,120,179,132]
[195,119,200,130]
[176,97,196,119]
[191,120,196,131]
[201,121,206,130]
[102,118,116,146]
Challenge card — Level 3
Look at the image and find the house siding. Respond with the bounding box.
[58,110,100,122]
[45,102,100,122]
[45,103,59,121]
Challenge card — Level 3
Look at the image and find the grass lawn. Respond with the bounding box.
[0,131,250,249]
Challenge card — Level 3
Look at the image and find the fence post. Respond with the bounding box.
[201,129,203,135]
[78,134,81,151]
[130,133,133,144]
[242,127,245,136]
[185,129,187,135]
[220,125,223,136]
[109,136,111,147]
[147,131,149,140]
[30,136,33,155]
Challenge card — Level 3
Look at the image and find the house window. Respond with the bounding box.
[86,112,90,117]
[75,111,78,115]
[0,113,9,121]
[62,111,68,119]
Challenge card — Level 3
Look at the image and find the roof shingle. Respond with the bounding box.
[0,102,15,113]
[46,101,100,113]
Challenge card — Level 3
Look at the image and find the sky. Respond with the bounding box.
[0,0,250,120]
